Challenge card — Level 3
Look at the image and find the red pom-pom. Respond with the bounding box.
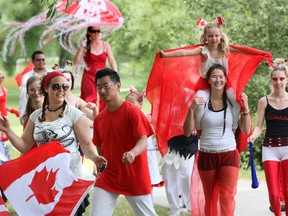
[10,109,19,117]
[1,132,8,142]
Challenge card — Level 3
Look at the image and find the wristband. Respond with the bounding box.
[241,110,250,115]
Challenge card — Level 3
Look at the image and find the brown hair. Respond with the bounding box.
[22,76,42,126]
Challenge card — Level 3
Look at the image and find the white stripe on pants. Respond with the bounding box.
[89,187,158,216]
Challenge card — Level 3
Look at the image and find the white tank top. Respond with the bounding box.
[199,46,228,78]
[199,101,236,150]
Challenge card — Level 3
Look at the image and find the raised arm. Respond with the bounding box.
[76,98,98,120]
[73,40,87,66]
[248,97,267,143]
[160,47,202,58]
[238,93,251,135]
[0,117,35,153]
[184,96,205,137]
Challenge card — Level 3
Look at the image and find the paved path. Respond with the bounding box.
[152,179,283,216]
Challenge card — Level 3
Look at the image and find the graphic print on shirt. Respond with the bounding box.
[34,125,74,147]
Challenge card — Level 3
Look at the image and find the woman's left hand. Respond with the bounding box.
[0,116,10,133]
[240,93,249,111]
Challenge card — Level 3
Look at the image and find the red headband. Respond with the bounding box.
[43,71,65,90]
[129,85,145,103]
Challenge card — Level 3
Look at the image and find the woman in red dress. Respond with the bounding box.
[74,26,117,112]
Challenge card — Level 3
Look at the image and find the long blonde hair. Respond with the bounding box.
[200,21,230,56]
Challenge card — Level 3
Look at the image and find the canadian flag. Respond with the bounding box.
[0,193,9,216]
[196,17,207,29]
[0,141,95,216]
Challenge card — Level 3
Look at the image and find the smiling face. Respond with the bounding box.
[46,76,69,105]
[205,27,222,46]
[28,79,43,105]
[208,68,227,91]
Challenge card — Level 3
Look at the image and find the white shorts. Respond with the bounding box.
[262,146,288,162]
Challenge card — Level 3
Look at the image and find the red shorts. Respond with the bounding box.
[197,150,240,170]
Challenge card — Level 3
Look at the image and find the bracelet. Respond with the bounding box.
[80,46,87,49]
[241,110,250,115]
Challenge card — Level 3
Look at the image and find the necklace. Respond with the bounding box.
[47,104,64,112]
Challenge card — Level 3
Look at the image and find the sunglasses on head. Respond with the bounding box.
[88,29,101,33]
[50,83,70,92]
[35,58,45,62]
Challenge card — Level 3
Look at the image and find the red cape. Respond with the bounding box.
[146,44,272,156]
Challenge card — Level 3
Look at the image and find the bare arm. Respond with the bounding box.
[248,97,266,143]
[0,117,35,153]
[160,47,202,58]
[122,135,148,164]
[183,96,205,136]
[238,93,251,134]
[73,48,86,66]
[74,40,87,65]
[74,115,107,168]
[106,42,117,71]
[96,146,102,156]
[76,98,98,120]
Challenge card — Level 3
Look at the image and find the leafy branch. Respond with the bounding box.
[29,0,76,19]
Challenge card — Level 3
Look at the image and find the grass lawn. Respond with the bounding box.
[3,76,264,215]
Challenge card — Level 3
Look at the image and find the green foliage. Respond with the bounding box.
[1,0,288,169]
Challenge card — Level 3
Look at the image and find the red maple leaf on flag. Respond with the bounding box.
[26,167,59,204]
[200,21,206,26]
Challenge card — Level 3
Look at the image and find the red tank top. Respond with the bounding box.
[0,87,7,116]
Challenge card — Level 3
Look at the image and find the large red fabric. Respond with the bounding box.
[146,44,272,156]
[15,61,34,88]
[93,101,154,196]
